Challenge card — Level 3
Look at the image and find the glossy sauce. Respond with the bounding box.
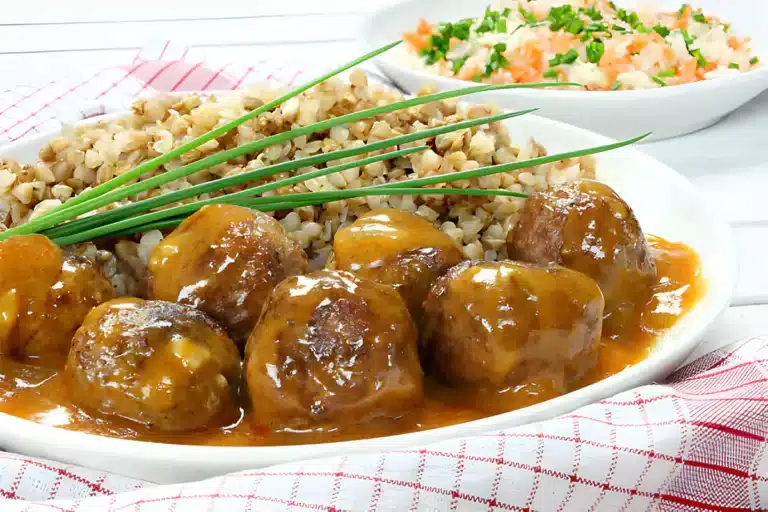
[0,235,703,446]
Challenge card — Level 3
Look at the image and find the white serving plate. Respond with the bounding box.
[0,110,736,484]
[359,0,768,141]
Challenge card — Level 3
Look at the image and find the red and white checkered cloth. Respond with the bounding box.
[1,44,767,511]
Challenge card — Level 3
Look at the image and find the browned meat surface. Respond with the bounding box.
[148,204,308,346]
[507,180,656,331]
[245,270,423,430]
[330,209,463,320]
[421,260,604,394]
[0,234,115,367]
[64,298,241,432]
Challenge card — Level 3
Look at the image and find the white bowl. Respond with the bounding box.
[359,0,768,141]
[0,111,736,484]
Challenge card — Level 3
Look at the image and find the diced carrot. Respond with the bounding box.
[627,35,652,54]
[416,19,433,36]
[728,36,744,50]
[705,61,717,72]
[403,32,429,52]
[677,59,697,83]
[663,47,677,62]
[672,4,691,29]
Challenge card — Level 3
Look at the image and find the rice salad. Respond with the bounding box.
[401,0,760,90]
[0,71,594,296]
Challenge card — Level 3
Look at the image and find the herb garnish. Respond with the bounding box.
[692,12,707,23]
[657,69,676,77]
[549,48,579,67]
[750,57,759,65]
[419,19,473,64]
[483,43,510,77]
[652,76,667,86]
[452,56,469,75]
[652,25,670,38]
[610,81,622,90]
[690,48,708,68]
[586,39,605,64]
[477,7,512,34]
[518,6,538,25]
[543,69,559,79]
[728,63,740,70]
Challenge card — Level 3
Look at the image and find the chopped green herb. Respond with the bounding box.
[543,69,559,79]
[610,81,622,90]
[452,56,469,75]
[692,12,707,23]
[722,23,731,32]
[750,57,759,65]
[419,19,473,64]
[652,76,667,86]
[580,33,591,42]
[616,9,640,28]
[549,48,579,66]
[657,68,676,77]
[728,62,740,70]
[611,24,627,32]
[581,7,603,21]
[680,29,696,49]
[483,43,510,77]
[477,7,509,34]
[652,24,670,38]
[472,75,482,82]
[586,39,605,64]
[547,4,577,31]
[518,5,538,25]
[585,22,611,38]
[677,4,688,19]
[635,24,651,34]
[566,18,584,34]
[451,19,474,40]
[690,48,708,67]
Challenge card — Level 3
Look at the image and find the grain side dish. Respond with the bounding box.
[401,0,760,90]
[0,71,594,296]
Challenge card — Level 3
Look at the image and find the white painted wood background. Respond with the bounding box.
[2,0,767,356]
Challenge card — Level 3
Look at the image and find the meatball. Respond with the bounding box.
[330,209,463,319]
[65,298,241,432]
[148,204,308,345]
[0,235,115,366]
[421,261,604,393]
[245,270,423,430]
[507,180,656,328]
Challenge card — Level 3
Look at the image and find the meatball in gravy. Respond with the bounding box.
[65,298,241,432]
[245,270,423,430]
[331,209,463,319]
[422,261,604,394]
[148,204,308,345]
[0,235,115,366]
[507,180,656,329]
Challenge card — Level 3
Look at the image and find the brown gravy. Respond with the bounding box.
[0,235,703,446]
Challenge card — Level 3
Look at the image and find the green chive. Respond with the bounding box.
[728,62,740,70]
[45,110,535,239]
[543,69,559,79]
[610,81,622,90]
[657,68,676,77]
[652,76,667,86]
[750,57,759,65]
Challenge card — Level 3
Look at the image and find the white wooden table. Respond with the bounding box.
[3,0,767,357]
